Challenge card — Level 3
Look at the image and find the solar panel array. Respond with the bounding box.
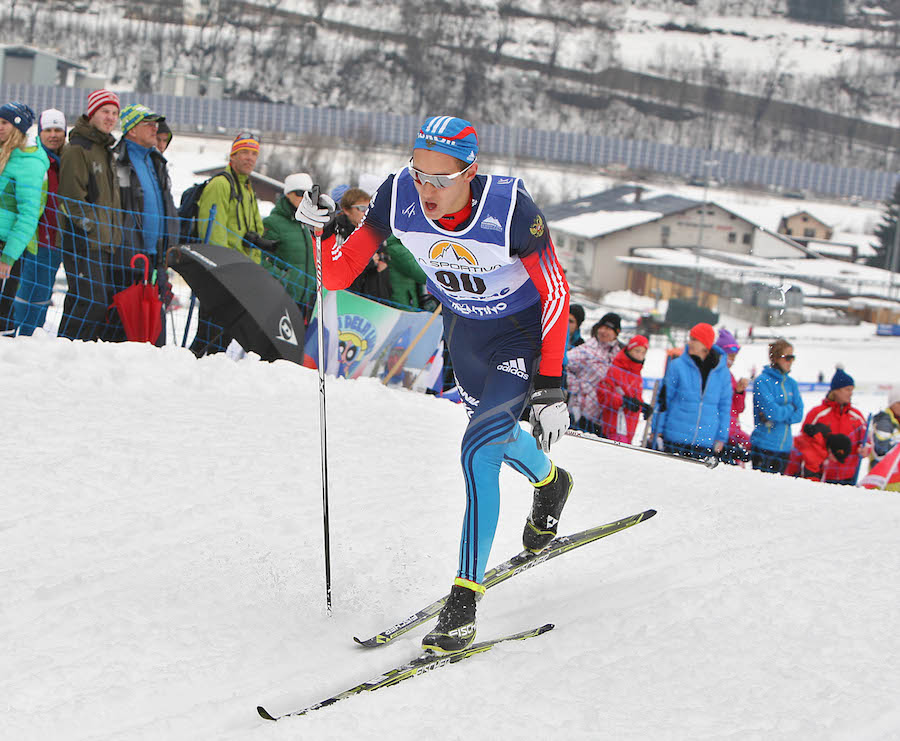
[5,83,897,201]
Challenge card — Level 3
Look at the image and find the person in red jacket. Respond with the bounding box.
[596,335,651,443]
[787,367,869,485]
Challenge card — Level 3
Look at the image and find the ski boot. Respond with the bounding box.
[523,464,573,553]
[421,579,483,654]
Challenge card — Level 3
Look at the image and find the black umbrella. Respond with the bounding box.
[168,243,306,363]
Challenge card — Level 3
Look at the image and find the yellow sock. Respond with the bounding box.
[454,577,486,594]
[533,462,557,488]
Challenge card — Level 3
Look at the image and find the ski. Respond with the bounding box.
[353,508,656,648]
[258,623,554,721]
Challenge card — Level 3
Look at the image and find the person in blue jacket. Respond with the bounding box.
[749,337,804,474]
[0,102,49,336]
[655,322,732,459]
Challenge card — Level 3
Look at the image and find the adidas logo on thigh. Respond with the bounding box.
[496,357,529,379]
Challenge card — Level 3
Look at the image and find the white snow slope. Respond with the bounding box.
[3,335,900,741]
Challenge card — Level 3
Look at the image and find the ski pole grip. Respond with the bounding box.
[309,185,323,237]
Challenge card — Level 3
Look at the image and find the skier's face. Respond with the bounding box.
[410,149,477,219]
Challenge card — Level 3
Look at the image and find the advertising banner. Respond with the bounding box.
[304,290,444,390]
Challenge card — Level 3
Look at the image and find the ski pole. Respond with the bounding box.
[311,186,333,615]
[566,428,719,468]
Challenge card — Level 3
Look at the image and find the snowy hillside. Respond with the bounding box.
[4,334,900,740]
[3,0,897,169]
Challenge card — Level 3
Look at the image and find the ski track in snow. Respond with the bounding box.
[3,335,900,741]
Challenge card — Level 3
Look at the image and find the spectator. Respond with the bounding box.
[384,233,428,310]
[869,384,900,471]
[112,103,178,344]
[262,171,316,321]
[14,108,66,336]
[714,328,751,465]
[749,338,804,474]
[196,131,265,258]
[0,103,49,336]
[655,322,731,459]
[155,120,172,154]
[327,187,392,303]
[190,131,266,356]
[788,368,868,485]
[57,89,123,341]
[330,184,349,205]
[568,304,585,349]
[596,334,651,443]
[566,312,622,435]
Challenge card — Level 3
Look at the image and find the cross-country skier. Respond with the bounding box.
[295,115,572,654]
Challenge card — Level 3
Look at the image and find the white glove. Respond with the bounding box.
[295,189,335,229]
[529,387,570,453]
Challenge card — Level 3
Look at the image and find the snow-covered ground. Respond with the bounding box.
[3,315,900,740]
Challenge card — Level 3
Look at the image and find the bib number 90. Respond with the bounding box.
[435,270,486,295]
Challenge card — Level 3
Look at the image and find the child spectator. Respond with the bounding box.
[566,312,622,435]
[596,335,651,443]
[714,328,751,465]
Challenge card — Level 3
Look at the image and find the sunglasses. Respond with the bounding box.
[779,354,796,361]
[351,204,368,212]
[407,157,476,189]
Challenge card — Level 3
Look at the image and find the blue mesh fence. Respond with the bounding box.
[2,182,434,358]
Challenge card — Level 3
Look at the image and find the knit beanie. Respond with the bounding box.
[626,335,649,352]
[714,327,740,354]
[231,131,260,156]
[690,322,716,350]
[569,303,585,328]
[330,184,350,203]
[830,367,854,391]
[0,102,35,135]
[38,108,66,132]
[598,312,621,334]
[283,172,313,195]
[87,89,120,119]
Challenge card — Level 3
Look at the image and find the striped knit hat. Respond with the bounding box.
[414,116,478,163]
[87,89,120,119]
[120,103,164,135]
[231,131,260,156]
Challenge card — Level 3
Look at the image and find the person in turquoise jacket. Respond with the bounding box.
[655,322,732,460]
[0,102,50,336]
[750,337,804,474]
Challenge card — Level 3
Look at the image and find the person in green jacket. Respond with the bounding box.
[382,233,428,310]
[262,172,316,322]
[190,131,267,357]
[195,132,265,261]
[0,102,49,336]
